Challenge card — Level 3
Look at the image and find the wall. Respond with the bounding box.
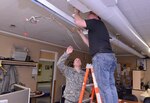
[144,59,150,82]
[116,55,150,102]
[117,55,138,69]
[117,56,150,81]
[0,33,91,101]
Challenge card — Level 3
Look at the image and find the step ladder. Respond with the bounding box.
[78,64,102,103]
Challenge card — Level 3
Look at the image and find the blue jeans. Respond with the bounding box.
[92,53,118,103]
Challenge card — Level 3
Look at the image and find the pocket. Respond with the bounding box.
[112,55,117,62]
[92,54,97,61]
[108,54,117,61]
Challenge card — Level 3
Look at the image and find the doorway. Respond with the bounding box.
[36,50,57,103]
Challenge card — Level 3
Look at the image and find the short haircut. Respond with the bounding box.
[89,11,101,20]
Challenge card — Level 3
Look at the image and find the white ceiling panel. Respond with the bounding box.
[117,0,150,48]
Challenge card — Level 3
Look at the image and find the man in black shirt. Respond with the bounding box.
[73,10,118,103]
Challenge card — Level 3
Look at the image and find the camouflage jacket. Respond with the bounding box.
[57,52,85,102]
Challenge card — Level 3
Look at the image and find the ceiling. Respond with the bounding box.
[117,0,150,50]
[0,0,150,56]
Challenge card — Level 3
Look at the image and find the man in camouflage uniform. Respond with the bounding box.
[57,46,85,103]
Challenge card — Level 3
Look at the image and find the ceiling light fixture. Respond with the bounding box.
[32,0,83,50]
[32,0,75,26]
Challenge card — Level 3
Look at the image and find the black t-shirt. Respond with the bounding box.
[85,19,113,57]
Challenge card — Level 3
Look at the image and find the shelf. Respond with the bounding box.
[132,89,145,91]
[1,60,38,67]
[37,81,52,83]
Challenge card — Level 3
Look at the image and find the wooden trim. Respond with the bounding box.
[53,80,56,103]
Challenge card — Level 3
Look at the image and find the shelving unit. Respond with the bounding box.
[0,60,38,97]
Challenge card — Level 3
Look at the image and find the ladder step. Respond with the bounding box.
[86,63,93,68]
[86,83,94,87]
[82,98,91,103]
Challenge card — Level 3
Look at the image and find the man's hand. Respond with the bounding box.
[73,8,86,28]
[66,46,73,54]
[77,29,83,35]
[74,8,80,14]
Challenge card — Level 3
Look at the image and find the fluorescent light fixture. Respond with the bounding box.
[129,27,150,49]
[109,33,144,58]
[32,0,82,49]
[32,0,75,26]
